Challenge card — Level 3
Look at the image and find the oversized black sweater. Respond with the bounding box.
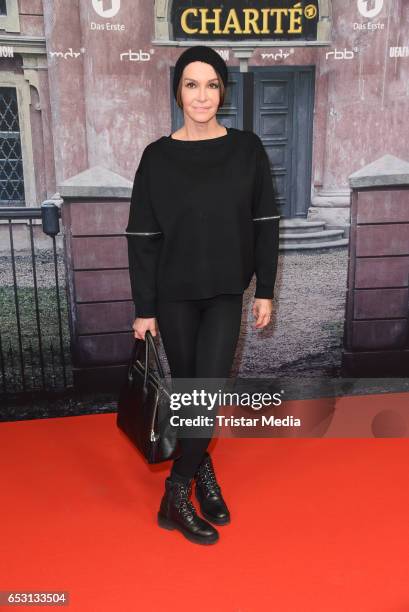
[125,127,280,318]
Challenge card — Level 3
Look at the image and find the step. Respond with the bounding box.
[279,219,324,227]
[279,229,345,244]
[280,223,327,234]
[279,219,327,234]
[279,238,349,251]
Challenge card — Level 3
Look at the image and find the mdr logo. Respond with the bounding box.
[92,0,121,19]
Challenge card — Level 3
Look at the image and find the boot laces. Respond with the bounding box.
[197,458,221,495]
[174,482,196,518]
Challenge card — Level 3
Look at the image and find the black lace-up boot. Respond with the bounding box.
[194,452,230,525]
[157,476,219,545]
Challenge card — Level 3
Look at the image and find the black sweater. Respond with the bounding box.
[125,127,280,318]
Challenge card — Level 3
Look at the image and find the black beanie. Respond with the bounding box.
[173,45,228,100]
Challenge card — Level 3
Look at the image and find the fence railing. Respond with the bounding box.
[0,202,73,402]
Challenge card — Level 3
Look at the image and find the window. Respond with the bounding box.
[0,0,20,33]
[0,87,25,206]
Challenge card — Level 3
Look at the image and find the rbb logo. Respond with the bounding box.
[92,0,120,19]
[120,50,152,62]
[325,48,358,60]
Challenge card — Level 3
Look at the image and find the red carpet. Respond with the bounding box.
[1,392,409,612]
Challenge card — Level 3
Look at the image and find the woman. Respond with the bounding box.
[125,45,280,546]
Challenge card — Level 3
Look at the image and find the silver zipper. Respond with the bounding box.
[125,231,163,235]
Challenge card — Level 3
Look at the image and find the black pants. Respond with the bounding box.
[156,293,243,479]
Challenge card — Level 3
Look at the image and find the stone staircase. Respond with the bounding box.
[279,218,349,250]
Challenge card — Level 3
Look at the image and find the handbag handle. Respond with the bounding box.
[128,330,166,394]
[144,330,165,379]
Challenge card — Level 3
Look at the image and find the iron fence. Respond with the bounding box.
[0,202,73,403]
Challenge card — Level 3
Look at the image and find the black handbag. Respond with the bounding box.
[116,330,182,464]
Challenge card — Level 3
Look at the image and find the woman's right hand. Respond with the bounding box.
[132,317,158,340]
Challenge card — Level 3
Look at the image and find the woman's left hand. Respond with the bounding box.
[253,298,273,329]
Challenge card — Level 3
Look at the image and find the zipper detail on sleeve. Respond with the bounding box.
[125,231,163,235]
[252,215,280,221]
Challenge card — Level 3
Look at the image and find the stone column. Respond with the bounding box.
[59,165,135,392]
[342,154,409,376]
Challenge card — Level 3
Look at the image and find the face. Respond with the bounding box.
[179,61,221,123]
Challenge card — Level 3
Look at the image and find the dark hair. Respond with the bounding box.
[176,69,226,110]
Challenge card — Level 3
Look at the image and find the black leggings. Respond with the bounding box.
[156,293,243,479]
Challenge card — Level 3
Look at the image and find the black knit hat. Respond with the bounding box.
[172,45,228,100]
